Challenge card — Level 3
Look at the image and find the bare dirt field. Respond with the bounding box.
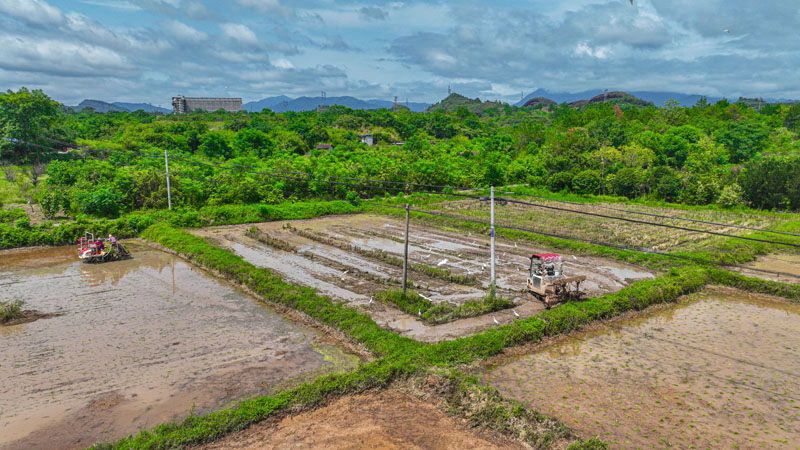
[191,214,654,342]
[196,388,525,450]
[488,286,800,449]
[0,244,360,450]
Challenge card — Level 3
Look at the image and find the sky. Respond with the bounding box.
[0,0,798,106]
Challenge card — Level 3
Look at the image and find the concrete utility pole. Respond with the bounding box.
[164,149,172,210]
[490,186,495,294]
[403,204,410,297]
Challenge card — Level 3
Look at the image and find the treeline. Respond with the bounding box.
[2,87,800,218]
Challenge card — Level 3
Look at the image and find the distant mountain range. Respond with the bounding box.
[71,99,170,113]
[70,89,797,115]
[515,89,797,107]
[244,96,430,113]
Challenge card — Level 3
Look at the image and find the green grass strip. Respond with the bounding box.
[376,288,514,325]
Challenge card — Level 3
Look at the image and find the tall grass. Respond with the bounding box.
[376,288,514,325]
[1,300,25,323]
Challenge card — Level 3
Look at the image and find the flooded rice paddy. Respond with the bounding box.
[0,244,359,450]
[488,287,800,449]
[191,214,654,342]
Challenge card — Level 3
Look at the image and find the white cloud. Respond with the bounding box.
[574,42,611,59]
[0,34,132,76]
[220,22,259,45]
[164,20,207,42]
[0,0,62,25]
[80,1,141,10]
[236,0,293,17]
[273,58,294,69]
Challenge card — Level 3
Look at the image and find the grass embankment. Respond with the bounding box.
[376,288,514,325]
[0,200,362,249]
[284,223,478,285]
[1,300,24,323]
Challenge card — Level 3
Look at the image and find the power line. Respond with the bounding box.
[384,205,800,280]
[168,153,470,191]
[495,196,800,249]
[500,191,800,238]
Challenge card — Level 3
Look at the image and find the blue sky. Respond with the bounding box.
[0,0,798,106]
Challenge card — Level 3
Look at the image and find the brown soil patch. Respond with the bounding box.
[197,388,525,450]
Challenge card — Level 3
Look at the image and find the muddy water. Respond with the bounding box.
[0,244,359,450]
[736,253,800,284]
[488,288,800,449]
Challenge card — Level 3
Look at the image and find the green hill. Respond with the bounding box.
[425,93,506,114]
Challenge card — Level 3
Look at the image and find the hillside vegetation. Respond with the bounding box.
[1,87,800,223]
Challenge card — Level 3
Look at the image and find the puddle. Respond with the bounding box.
[0,244,359,450]
[736,253,800,284]
[488,288,800,448]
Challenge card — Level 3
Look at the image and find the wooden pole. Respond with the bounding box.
[403,203,410,297]
[164,149,172,210]
[490,186,495,296]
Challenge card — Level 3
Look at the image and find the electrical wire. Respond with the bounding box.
[499,191,800,238]
[495,196,800,249]
[381,205,800,280]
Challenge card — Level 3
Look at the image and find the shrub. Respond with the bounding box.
[1,299,24,323]
[717,183,744,208]
[571,170,600,195]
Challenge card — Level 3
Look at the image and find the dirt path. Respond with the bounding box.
[0,244,360,450]
[191,214,654,342]
[196,388,525,450]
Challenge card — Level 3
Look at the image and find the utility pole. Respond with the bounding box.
[164,149,172,210]
[490,186,495,295]
[403,204,410,297]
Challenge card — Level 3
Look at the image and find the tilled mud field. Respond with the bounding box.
[488,287,800,449]
[196,388,525,450]
[0,244,359,450]
[734,253,800,284]
[192,214,653,342]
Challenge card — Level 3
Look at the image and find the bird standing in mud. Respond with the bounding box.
[493,316,499,325]
[513,309,520,318]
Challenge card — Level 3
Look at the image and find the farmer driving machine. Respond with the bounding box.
[526,253,587,308]
[77,232,131,263]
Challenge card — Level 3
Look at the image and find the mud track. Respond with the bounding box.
[191,214,654,342]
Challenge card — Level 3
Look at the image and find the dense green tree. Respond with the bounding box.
[741,155,800,210]
[199,131,233,159]
[0,88,61,161]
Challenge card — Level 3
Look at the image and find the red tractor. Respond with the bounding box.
[78,232,131,263]
[526,253,587,308]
